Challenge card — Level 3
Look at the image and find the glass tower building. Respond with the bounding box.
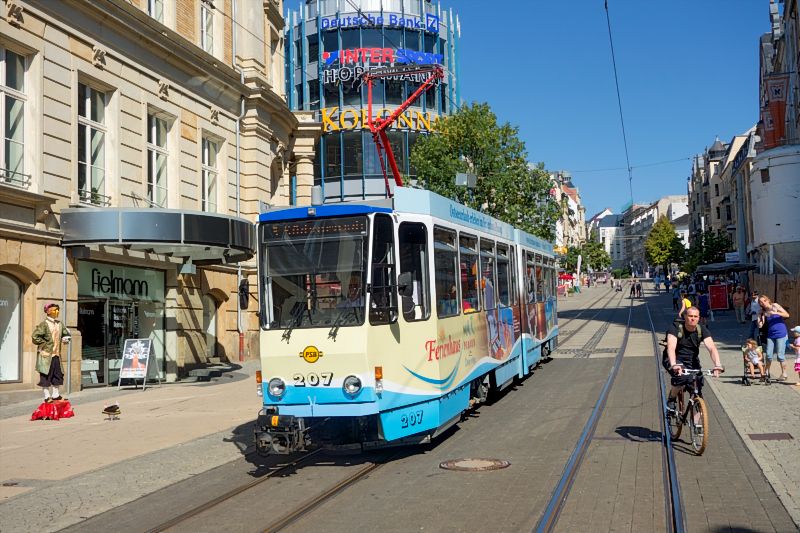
[286,0,461,202]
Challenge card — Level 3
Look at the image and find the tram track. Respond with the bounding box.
[147,449,326,532]
[534,294,686,533]
[556,287,626,351]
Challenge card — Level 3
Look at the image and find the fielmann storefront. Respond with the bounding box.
[285,0,462,202]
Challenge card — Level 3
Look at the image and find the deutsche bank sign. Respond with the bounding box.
[320,12,440,33]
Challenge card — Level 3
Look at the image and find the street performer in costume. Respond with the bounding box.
[32,303,71,402]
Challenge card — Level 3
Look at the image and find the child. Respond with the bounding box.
[791,326,800,386]
[742,338,766,382]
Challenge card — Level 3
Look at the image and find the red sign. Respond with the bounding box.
[708,284,729,311]
[762,74,789,149]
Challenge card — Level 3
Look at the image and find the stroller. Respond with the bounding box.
[741,337,768,386]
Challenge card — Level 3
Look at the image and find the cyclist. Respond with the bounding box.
[665,307,724,414]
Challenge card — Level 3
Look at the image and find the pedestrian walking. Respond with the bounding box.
[756,295,791,381]
[747,290,761,339]
[732,286,747,324]
[635,279,642,298]
[630,279,636,299]
[678,292,693,319]
[697,290,710,326]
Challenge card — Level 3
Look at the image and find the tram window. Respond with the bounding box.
[496,243,510,307]
[459,234,479,313]
[525,253,536,304]
[370,214,397,325]
[509,246,518,305]
[433,226,459,318]
[398,222,430,321]
[479,239,497,311]
[535,263,545,302]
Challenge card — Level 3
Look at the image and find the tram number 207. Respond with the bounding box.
[400,410,424,429]
[293,372,334,387]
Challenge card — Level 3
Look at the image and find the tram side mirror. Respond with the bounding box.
[239,279,250,310]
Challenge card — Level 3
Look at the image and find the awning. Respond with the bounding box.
[695,262,758,274]
[559,273,574,280]
[61,208,255,265]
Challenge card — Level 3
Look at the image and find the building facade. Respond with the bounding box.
[284,0,461,202]
[751,0,800,274]
[687,138,727,245]
[552,171,587,253]
[621,195,688,277]
[0,0,318,391]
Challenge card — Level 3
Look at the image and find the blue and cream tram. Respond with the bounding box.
[254,187,558,454]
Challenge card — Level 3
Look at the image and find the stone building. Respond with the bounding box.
[0,0,319,390]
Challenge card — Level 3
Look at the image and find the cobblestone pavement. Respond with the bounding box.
[647,288,800,529]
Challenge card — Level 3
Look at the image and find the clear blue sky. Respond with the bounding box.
[453,0,768,217]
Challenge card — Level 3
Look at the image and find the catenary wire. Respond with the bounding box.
[604,0,634,205]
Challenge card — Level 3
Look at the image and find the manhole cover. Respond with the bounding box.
[748,433,793,441]
[439,458,510,471]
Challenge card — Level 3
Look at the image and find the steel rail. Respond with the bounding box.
[556,286,625,348]
[146,448,325,533]
[645,301,687,533]
[533,298,633,533]
[262,457,390,532]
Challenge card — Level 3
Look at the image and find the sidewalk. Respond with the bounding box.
[0,360,261,532]
[649,286,800,526]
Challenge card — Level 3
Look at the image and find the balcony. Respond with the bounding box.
[1,168,32,190]
[77,188,112,207]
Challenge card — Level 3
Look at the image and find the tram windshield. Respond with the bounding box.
[261,216,367,329]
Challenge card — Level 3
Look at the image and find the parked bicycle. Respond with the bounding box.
[666,368,718,455]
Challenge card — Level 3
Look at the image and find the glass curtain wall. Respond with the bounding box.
[289,0,457,202]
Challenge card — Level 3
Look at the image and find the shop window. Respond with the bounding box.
[433,226,459,318]
[323,82,339,108]
[78,83,108,205]
[341,29,359,49]
[424,32,436,53]
[362,29,383,49]
[459,234,479,312]
[1,48,26,187]
[202,294,217,358]
[201,136,219,212]
[308,82,320,109]
[479,239,496,310]
[385,79,403,105]
[370,214,397,325]
[0,273,22,382]
[398,222,429,321]
[147,113,169,207]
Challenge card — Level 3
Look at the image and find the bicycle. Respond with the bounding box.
[665,368,718,456]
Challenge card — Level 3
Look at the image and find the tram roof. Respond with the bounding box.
[257,187,553,255]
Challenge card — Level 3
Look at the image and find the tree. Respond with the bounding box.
[409,102,560,240]
[683,229,733,272]
[582,239,612,272]
[561,245,582,272]
[645,216,684,273]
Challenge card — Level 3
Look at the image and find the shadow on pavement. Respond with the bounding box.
[614,425,662,442]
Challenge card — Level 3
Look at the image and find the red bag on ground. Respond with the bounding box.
[31,400,75,421]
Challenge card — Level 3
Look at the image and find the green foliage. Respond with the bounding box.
[409,102,560,241]
[560,245,581,272]
[683,229,733,272]
[581,235,612,272]
[645,216,684,273]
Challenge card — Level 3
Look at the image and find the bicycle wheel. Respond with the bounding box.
[667,393,683,440]
[689,397,709,455]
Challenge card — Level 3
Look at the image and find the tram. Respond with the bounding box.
[253,187,558,454]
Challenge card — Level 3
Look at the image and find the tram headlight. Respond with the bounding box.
[268,378,286,398]
[343,375,362,395]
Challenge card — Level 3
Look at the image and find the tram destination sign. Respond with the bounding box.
[262,216,368,242]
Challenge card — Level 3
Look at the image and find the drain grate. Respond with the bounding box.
[439,458,511,471]
[748,433,793,441]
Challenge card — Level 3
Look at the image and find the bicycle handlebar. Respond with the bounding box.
[673,366,723,376]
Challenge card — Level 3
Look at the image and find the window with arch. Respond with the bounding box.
[0,273,22,382]
[202,294,218,358]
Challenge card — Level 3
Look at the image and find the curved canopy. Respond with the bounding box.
[61,208,255,265]
[695,262,758,274]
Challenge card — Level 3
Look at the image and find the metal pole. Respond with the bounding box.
[62,248,71,395]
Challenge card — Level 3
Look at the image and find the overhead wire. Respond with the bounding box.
[570,156,693,173]
[604,0,634,205]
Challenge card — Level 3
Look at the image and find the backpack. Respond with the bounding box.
[661,322,703,370]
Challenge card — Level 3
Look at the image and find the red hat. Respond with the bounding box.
[44,303,59,313]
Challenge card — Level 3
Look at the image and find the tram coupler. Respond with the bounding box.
[254,409,307,455]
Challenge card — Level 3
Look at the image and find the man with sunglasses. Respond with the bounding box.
[665,307,724,413]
